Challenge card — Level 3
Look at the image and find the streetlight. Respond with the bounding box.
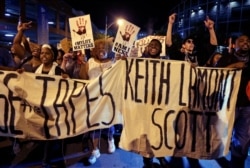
[104,16,123,39]
[104,16,123,58]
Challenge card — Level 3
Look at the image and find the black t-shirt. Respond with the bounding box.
[22,63,39,72]
[217,51,250,106]
[167,43,217,66]
[41,66,64,75]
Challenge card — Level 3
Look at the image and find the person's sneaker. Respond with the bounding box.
[88,149,100,164]
[108,138,116,153]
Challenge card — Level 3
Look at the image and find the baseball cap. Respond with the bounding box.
[182,35,196,44]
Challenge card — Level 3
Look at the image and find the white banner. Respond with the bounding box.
[0,58,241,159]
[119,59,241,159]
[0,63,123,140]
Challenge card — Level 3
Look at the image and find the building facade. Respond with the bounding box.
[0,0,100,47]
[168,0,250,42]
[1,0,249,47]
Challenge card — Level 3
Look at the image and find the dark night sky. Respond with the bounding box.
[64,0,181,31]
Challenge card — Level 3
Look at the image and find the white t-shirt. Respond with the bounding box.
[88,57,113,80]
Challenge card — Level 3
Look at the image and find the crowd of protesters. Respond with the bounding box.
[0,12,250,168]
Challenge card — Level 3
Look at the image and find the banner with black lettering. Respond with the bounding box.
[0,58,241,159]
[0,64,124,140]
[119,58,241,159]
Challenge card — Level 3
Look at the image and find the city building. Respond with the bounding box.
[1,0,249,48]
[0,0,100,48]
[168,0,250,41]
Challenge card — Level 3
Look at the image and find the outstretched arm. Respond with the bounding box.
[12,21,32,60]
[21,34,31,54]
[226,62,246,69]
[165,13,176,47]
[204,16,217,46]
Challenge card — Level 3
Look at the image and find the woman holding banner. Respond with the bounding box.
[32,44,67,168]
[62,38,117,165]
[86,38,117,165]
[15,43,67,167]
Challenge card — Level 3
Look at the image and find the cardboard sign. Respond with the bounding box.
[112,19,140,56]
[69,14,95,51]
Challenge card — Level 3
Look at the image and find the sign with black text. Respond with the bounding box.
[69,14,95,51]
[112,19,140,56]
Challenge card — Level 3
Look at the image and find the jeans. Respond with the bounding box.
[89,126,115,139]
[230,106,250,158]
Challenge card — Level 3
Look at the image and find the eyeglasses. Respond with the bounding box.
[186,39,194,44]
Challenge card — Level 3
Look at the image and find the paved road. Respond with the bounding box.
[1,135,249,168]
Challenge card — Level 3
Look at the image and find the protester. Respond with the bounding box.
[34,44,61,74]
[61,49,88,79]
[204,52,222,67]
[11,20,32,67]
[215,34,250,168]
[56,49,65,66]
[37,44,67,167]
[7,21,42,166]
[0,21,32,71]
[86,38,116,165]
[165,12,219,167]
[166,13,218,66]
[15,43,67,167]
[205,36,239,67]
[20,43,41,72]
[0,47,16,67]
[10,43,42,167]
[61,38,118,165]
[137,39,170,168]
[1,10,248,168]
